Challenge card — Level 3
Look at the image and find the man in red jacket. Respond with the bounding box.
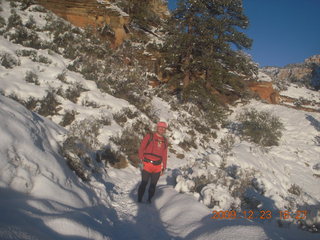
[137,121,168,203]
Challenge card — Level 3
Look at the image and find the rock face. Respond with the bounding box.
[257,55,320,112]
[261,55,320,90]
[247,81,280,104]
[36,0,169,48]
[36,0,130,47]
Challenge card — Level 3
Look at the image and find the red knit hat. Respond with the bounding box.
[157,121,168,128]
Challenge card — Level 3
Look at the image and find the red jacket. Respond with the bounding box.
[139,133,168,169]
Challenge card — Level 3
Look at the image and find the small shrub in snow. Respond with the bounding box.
[5,26,43,49]
[24,96,38,111]
[62,137,91,182]
[68,118,102,151]
[99,115,112,126]
[175,160,257,210]
[29,5,47,13]
[7,92,24,105]
[60,110,77,127]
[7,93,38,111]
[64,83,84,104]
[98,147,128,169]
[20,0,35,11]
[37,89,60,116]
[81,98,100,108]
[96,77,112,93]
[62,117,107,179]
[35,55,52,64]
[25,15,36,29]
[0,16,5,30]
[293,97,309,108]
[16,49,37,58]
[178,137,197,151]
[219,134,235,160]
[130,118,152,136]
[288,184,302,196]
[6,10,22,30]
[113,107,139,127]
[9,1,18,8]
[237,108,284,147]
[57,69,67,82]
[25,70,39,85]
[110,127,140,167]
[44,15,73,36]
[0,52,20,68]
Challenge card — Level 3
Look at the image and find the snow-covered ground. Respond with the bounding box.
[1,94,320,240]
[0,1,320,239]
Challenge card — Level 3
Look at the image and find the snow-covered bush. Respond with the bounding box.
[110,127,141,167]
[62,117,106,180]
[16,49,52,64]
[64,83,85,104]
[62,137,91,182]
[25,15,36,29]
[6,9,22,30]
[0,52,20,68]
[219,134,235,160]
[178,135,197,151]
[5,25,43,49]
[37,89,60,116]
[0,16,5,30]
[34,54,52,64]
[113,107,139,127]
[175,159,257,210]
[15,49,37,58]
[97,147,128,169]
[19,0,35,11]
[288,184,302,196]
[236,108,284,147]
[25,70,39,85]
[24,96,38,111]
[68,118,102,151]
[293,97,309,108]
[29,4,47,13]
[60,110,77,127]
[9,0,18,8]
[56,69,67,82]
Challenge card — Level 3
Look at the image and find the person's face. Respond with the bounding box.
[157,126,166,136]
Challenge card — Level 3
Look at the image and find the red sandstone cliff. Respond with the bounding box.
[35,0,168,47]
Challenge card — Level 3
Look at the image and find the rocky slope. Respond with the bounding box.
[261,55,320,91]
[36,0,168,47]
[259,55,320,112]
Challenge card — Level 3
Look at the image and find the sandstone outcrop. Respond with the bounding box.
[36,0,130,47]
[260,55,320,111]
[36,0,169,48]
[247,81,280,104]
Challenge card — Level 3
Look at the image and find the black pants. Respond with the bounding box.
[138,170,161,202]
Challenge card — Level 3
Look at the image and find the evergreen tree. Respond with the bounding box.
[118,0,160,29]
[163,0,256,99]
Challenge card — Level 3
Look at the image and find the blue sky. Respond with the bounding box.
[167,0,320,67]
